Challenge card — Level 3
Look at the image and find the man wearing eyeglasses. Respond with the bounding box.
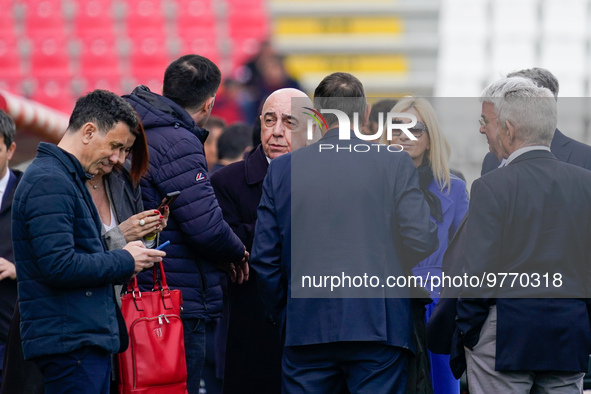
[458,77,591,393]
[480,67,591,175]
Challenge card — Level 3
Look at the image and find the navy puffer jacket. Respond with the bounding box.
[124,86,244,319]
[13,143,135,359]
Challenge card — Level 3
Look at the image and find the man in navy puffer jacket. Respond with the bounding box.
[12,90,165,393]
[124,55,247,394]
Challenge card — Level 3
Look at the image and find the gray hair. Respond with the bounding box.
[481,77,556,146]
[507,67,559,99]
[0,110,16,149]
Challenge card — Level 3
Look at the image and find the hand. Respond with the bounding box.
[0,258,16,281]
[219,250,250,284]
[119,210,164,242]
[144,205,170,240]
[123,240,166,276]
[236,261,249,284]
[238,249,250,283]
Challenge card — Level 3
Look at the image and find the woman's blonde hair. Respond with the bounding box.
[383,96,452,193]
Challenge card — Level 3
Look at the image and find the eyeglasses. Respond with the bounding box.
[479,116,496,127]
[391,120,428,138]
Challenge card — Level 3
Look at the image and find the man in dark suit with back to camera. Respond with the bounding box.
[251,72,438,392]
[457,77,591,392]
[481,67,591,175]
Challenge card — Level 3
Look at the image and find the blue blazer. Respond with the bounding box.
[251,130,439,350]
[459,150,591,372]
[481,129,591,175]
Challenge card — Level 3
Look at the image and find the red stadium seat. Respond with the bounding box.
[78,37,121,79]
[29,37,72,79]
[0,78,24,96]
[230,37,263,69]
[23,0,67,39]
[177,37,219,63]
[227,11,269,41]
[225,0,265,6]
[0,10,17,38]
[80,76,124,95]
[125,0,165,36]
[128,37,170,81]
[0,34,21,85]
[30,79,76,114]
[73,0,116,40]
[175,3,216,38]
[0,38,23,81]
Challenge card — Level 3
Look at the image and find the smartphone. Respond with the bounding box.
[156,240,170,250]
[157,191,180,212]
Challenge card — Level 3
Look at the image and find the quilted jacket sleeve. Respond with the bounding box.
[16,174,135,288]
[151,136,245,263]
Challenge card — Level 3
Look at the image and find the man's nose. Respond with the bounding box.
[272,121,285,137]
[108,151,121,164]
[479,125,486,135]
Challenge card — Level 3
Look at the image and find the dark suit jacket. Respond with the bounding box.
[251,129,438,350]
[459,150,591,372]
[481,129,591,175]
[210,144,283,393]
[0,169,21,344]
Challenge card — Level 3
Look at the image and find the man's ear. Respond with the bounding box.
[204,96,215,112]
[81,123,97,144]
[7,141,16,161]
[505,120,515,142]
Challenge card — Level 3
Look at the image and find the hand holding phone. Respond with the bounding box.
[157,191,180,212]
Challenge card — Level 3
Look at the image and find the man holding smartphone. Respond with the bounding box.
[124,55,248,394]
[12,90,166,393]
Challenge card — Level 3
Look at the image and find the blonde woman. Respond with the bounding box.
[383,97,468,394]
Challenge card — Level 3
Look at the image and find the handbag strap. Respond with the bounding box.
[126,277,145,311]
[126,261,174,311]
[152,261,174,310]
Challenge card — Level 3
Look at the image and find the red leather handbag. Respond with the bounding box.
[117,261,187,394]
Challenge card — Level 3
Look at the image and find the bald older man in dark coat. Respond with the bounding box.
[210,88,312,393]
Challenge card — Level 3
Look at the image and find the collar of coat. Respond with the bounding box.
[245,144,269,185]
[124,85,210,145]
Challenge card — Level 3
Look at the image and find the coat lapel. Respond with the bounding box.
[0,170,17,215]
[245,144,269,186]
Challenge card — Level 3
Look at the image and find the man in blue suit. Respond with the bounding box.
[481,67,591,175]
[458,77,591,392]
[251,72,438,392]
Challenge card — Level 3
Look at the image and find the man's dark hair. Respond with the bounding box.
[163,54,222,112]
[369,99,399,125]
[217,123,252,161]
[507,67,559,99]
[0,110,16,148]
[67,90,138,134]
[313,72,367,128]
